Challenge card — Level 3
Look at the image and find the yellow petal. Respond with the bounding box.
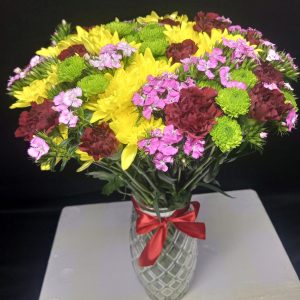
[76,160,93,172]
[40,162,51,171]
[121,144,137,170]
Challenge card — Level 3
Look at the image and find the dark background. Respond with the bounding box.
[0,0,299,299]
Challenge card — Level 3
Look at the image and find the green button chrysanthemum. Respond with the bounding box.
[139,39,168,57]
[210,116,243,153]
[78,74,110,97]
[139,24,165,41]
[106,21,137,37]
[230,69,257,89]
[57,56,86,82]
[216,88,250,118]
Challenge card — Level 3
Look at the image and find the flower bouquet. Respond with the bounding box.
[7,10,298,300]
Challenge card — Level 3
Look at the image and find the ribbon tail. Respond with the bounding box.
[138,223,167,267]
[173,222,206,239]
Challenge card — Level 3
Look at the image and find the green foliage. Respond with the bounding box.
[271,51,299,81]
[197,80,222,91]
[77,74,110,97]
[106,21,137,37]
[240,117,266,152]
[88,170,124,195]
[210,116,243,152]
[216,88,251,118]
[57,56,86,82]
[230,69,257,89]
[283,90,298,111]
[8,58,59,94]
[51,20,72,45]
[139,39,168,57]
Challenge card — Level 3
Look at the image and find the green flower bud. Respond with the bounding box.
[57,56,86,82]
[78,74,109,97]
[216,88,250,118]
[210,116,243,152]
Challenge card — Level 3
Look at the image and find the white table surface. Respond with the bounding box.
[39,189,300,300]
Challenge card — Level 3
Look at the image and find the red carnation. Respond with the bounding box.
[193,11,230,35]
[254,62,284,87]
[159,18,180,26]
[79,123,119,161]
[165,86,222,139]
[15,100,59,141]
[166,39,198,63]
[249,83,292,122]
[58,44,88,61]
[246,28,262,46]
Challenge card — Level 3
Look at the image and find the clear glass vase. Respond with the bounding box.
[129,205,198,300]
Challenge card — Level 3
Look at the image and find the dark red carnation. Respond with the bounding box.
[159,18,180,26]
[165,86,222,139]
[246,28,262,46]
[249,83,292,122]
[79,123,119,161]
[15,100,59,141]
[58,44,88,61]
[254,62,284,87]
[193,11,230,35]
[166,39,198,63]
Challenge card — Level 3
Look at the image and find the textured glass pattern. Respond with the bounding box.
[129,207,198,300]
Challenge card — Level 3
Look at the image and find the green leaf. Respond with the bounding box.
[102,176,124,196]
[197,182,234,198]
[87,171,115,181]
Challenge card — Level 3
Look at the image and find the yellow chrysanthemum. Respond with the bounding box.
[37,26,120,57]
[87,48,179,123]
[109,107,164,170]
[164,23,245,56]
[137,11,188,24]
[10,65,58,109]
[163,21,200,44]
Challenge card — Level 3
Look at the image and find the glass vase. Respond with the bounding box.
[129,205,198,300]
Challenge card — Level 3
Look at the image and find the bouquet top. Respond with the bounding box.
[7,11,299,204]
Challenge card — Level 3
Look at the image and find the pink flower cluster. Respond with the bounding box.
[133,73,195,119]
[286,109,298,132]
[181,48,226,79]
[222,38,257,65]
[88,42,136,70]
[52,87,83,127]
[219,66,246,89]
[7,55,44,89]
[138,125,205,172]
[28,136,50,161]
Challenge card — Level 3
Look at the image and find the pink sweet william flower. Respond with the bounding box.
[153,153,174,172]
[183,137,205,159]
[116,42,136,57]
[197,58,216,79]
[263,82,279,90]
[53,87,83,112]
[286,109,298,132]
[219,66,247,89]
[59,109,79,128]
[27,136,50,161]
[138,137,160,155]
[162,125,183,144]
[266,49,281,62]
[259,132,268,139]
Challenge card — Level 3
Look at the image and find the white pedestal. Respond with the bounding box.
[39,189,300,300]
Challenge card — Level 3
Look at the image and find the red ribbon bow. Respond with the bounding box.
[132,198,206,267]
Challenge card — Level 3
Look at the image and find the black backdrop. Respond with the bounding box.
[0,1,299,299]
